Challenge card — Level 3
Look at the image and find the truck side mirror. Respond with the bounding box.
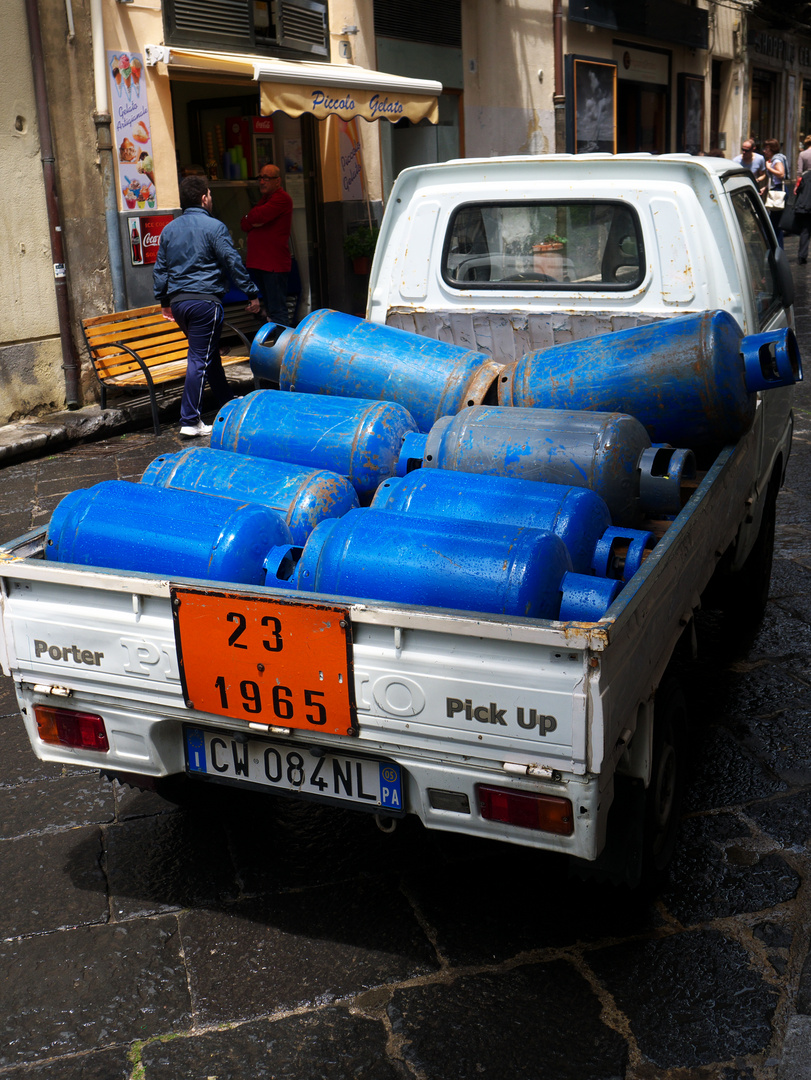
[772,245,795,309]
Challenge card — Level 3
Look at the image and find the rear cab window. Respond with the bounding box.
[729,188,782,329]
[442,201,645,290]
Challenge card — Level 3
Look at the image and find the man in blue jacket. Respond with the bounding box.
[153,176,261,436]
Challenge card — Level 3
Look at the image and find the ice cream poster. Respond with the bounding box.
[108,51,156,211]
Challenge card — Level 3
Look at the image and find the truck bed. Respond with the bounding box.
[0,430,755,861]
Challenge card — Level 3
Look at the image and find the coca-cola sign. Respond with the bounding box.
[140,214,174,266]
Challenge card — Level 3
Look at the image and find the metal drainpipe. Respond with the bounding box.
[553,0,566,153]
[24,0,80,408]
[90,0,127,311]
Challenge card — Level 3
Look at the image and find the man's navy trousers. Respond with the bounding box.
[170,297,232,426]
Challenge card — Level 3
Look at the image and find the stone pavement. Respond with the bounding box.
[1,265,811,1078]
[0,362,255,466]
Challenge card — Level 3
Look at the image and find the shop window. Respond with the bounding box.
[164,0,328,58]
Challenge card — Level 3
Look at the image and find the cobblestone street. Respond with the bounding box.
[1,249,811,1079]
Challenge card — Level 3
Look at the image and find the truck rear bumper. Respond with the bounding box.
[15,683,606,861]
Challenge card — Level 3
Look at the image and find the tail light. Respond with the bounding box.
[477,784,573,836]
[34,705,109,752]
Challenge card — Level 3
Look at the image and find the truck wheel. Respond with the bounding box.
[567,679,687,891]
[643,677,687,883]
[725,485,777,628]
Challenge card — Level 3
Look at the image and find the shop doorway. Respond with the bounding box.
[617,81,668,152]
[170,80,323,322]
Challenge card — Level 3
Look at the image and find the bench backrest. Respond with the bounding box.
[82,305,189,380]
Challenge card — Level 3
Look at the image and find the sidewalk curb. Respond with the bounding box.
[0,364,256,466]
[0,405,141,465]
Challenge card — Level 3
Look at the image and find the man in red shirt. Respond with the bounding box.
[240,165,294,325]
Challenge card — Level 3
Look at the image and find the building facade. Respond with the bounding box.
[4,0,811,423]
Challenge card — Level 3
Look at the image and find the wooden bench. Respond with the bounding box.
[81,304,258,435]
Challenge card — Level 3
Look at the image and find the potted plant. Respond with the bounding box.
[533,233,567,253]
[532,233,567,274]
[344,224,379,275]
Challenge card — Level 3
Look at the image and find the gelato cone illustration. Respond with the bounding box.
[131,56,142,97]
[137,151,155,186]
[112,64,121,98]
[119,53,132,99]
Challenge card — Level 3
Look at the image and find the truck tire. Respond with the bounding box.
[725,484,777,628]
[642,677,687,883]
[568,677,687,891]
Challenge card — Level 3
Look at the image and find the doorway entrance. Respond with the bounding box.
[617,81,668,152]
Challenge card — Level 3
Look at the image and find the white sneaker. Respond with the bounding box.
[179,419,213,437]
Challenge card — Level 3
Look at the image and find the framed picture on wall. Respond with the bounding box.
[566,56,617,154]
[678,74,704,155]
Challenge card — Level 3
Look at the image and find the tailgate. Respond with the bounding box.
[0,550,590,775]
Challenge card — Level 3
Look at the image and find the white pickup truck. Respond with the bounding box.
[0,155,798,885]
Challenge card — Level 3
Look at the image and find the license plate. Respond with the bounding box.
[184,727,404,813]
[172,587,356,736]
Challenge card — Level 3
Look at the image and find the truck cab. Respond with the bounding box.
[367,153,795,570]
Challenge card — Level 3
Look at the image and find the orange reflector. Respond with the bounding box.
[477,784,574,836]
[35,705,109,752]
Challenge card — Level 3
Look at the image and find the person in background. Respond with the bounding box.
[153,176,261,437]
[763,138,788,248]
[734,139,767,189]
[241,165,294,327]
[794,167,811,265]
[797,134,811,178]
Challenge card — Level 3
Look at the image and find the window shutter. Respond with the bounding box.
[169,0,251,42]
[276,0,329,56]
[164,0,328,55]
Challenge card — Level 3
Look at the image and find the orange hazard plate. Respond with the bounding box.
[171,587,356,736]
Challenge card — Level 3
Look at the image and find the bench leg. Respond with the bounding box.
[100,385,107,411]
[149,389,161,436]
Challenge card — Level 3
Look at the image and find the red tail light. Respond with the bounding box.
[35,705,109,752]
[477,784,574,836]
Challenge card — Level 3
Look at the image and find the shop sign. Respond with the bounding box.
[108,51,156,212]
[612,45,669,85]
[260,81,438,125]
[338,121,363,200]
[141,214,173,266]
[750,32,794,63]
[318,117,364,203]
[129,214,173,268]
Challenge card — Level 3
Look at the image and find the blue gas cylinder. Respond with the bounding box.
[141,447,358,547]
[371,469,651,576]
[396,405,695,526]
[249,310,503,433]
[45,480,292,586]
[211,389,417,501]
[498,310,801,446]
[268,508,619,621]
[282,509,570,618]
